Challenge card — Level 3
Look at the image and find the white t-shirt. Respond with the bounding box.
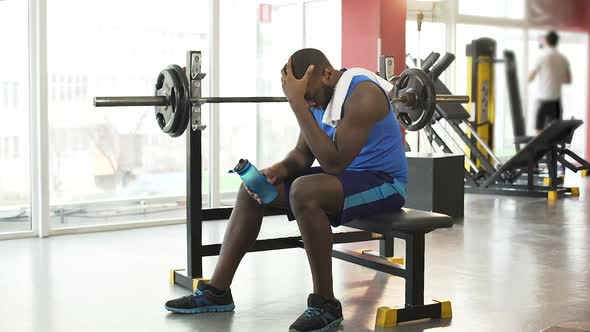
[533,48,571,101]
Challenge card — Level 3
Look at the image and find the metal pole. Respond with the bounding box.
[95,95,469,108]
[187,127,203,278]
[391,94,469,105]
[405,233,425,306]
[209,0,221,209]
[436,122,479,171]
[93,96,289,107]
[186,51,203,279]
[449,120,497,175]
[29,0,50,237]
[197,97,287,104]
[436,94,470,104]
[93,96,167,107]
[461,120,502,166]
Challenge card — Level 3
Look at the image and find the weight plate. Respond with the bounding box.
[392,68,436,131]
[164,66,184,137]
[166,68,184,136]
[154,68,182,135]
[168,65,190,137]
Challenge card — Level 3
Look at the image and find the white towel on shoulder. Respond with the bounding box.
[322,68,394,127]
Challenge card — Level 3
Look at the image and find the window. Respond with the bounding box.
[0,136,20,161]
[458,0,526,20]
[304,0,341,66]
[0,0,31,233]
[406,20,448,70]
[47,0,210,228]
[3,137,9,160]
[218,0,341,203]
[13,136,19,159]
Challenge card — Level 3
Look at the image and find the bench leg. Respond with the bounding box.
[379,235,394,257]
[405,232,425,306]
[376,232,452,327]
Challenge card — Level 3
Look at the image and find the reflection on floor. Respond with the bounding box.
[1,177,589,332]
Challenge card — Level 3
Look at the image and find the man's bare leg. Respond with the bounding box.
[209,184,287,290]
[289,174,344,300]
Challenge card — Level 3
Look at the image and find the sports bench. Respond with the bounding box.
[171,202,453,327]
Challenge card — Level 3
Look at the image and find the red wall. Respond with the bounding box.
[379,0,407,77]
[585,1,590,158]
[341,0,380,70]
[341,0,406,73]
[528,0,588,31]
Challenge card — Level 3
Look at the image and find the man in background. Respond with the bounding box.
[528,30,572,134]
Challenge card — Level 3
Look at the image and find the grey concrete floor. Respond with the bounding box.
[1,177,590,332]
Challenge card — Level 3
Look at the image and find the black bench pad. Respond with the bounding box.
[344,208,453,234]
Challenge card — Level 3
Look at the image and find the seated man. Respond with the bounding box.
[165,48,408,332]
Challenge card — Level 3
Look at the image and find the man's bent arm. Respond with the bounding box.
[291,83,388,174]
[276,133,315,178]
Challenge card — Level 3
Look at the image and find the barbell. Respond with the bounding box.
[93,64,469,136]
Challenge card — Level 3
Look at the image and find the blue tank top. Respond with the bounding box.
[310,74,408,184]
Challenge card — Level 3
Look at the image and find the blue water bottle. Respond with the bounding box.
[230,159,278,204]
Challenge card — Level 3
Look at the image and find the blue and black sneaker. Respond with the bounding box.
[289,294,344,332]
[165,280,235,314]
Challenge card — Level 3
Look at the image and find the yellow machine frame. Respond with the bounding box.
[465,38,496,170]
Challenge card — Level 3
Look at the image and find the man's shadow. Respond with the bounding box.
[342,269,453,332]
[165,311,235,332]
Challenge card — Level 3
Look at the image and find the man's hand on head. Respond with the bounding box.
[281,57,314,107]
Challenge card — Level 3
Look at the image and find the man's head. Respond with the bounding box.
[545,31,559,48]
[284,48,339,109]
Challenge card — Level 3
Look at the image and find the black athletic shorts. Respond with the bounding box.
[535,99,562,131]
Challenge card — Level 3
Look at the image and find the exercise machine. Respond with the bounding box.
[406,51,589,199]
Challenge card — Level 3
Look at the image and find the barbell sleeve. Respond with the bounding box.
[391,94,469,105]
[94,96,168,107]
[435,94,470,104]
[93,96,289,107]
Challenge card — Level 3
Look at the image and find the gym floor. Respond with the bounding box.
[1,177,589,332]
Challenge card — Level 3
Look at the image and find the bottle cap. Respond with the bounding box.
[229,159,250,174]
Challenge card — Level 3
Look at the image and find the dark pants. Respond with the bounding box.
[535,99,562,131]
[284,167,406,227]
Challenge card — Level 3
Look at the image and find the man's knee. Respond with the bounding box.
[289,177,318,212]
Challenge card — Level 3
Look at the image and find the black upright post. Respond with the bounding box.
[547,148,558,191]
[527,160,535,189]
[187,128,203,278]
[186,50,205,279]
[380,236,394,257]
[405,233,425,306]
